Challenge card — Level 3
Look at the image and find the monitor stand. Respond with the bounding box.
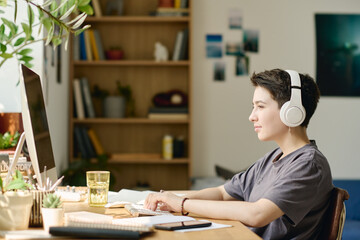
[4,132,42,188]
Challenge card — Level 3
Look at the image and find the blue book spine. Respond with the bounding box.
[79,32,87,60]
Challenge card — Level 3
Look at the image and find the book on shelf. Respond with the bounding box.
[148,107,188,114]
[79,126,97,159]
[74,126,96,159]
[148,113,188,120]
[73,35,80,61]
[179,28,189,60]
[83,30,93,61]
[88,29,99,61]
[80,77,96,118]
[73,78,85,119]
[73,126,88,159]
[92,0,103,17]
[172,28,189,60]
[180,0,189,8]
[79,32,87,60]
[155,7,189,16]
[174,0,181,8]
[87,128,105,155]
[172,30,183,61]
[93,29,106,60]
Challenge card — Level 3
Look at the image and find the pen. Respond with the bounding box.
[49,176,64,191]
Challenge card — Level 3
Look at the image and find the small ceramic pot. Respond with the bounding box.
[41,207,64,232]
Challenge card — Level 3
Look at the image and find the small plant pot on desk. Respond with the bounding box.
[0,192,33,230]
[41,208,64,232]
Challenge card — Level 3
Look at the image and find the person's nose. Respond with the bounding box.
[249,108,257,122]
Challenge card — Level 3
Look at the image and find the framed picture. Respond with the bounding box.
[315,14,360,96]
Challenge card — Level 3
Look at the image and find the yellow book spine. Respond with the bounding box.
[174,0,181,8]
[87,128,104,155]
[88,29,99,61]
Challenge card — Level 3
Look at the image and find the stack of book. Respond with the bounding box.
[151,0,189,17]
[148,107,188,120]
[74,29,105,61]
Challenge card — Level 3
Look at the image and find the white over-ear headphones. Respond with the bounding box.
[279,70,306,127]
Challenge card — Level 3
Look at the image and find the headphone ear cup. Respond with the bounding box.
[280,101,306,127]
[280,101,290,126]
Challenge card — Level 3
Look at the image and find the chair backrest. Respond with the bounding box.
[319,187,350,240]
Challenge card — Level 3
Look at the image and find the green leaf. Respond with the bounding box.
[20,55,33,62]
[0,175,3,193]
[23,62,33,68]
[14,37,25,46]
[74,25,90,36]
[6,178,26,190]
[1,17,17,36]
[0,52,12,59]
[14,0,17,22]
[27,4,34,29]
[41,17,52,32]
[52,37,62,47]
[78,5,93,15]
[18,48,32,55]
[0,0,6,7]
[78,0,91,7]
[0,43,6,52]
[21,23,31,39]
[45,22,55,45]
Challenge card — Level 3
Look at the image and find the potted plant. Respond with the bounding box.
[0,170,34,230]
[0,0,93,70]
[0,131,20,151]
[41,193,63,232]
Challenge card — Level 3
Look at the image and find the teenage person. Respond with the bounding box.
[144,69,333,239]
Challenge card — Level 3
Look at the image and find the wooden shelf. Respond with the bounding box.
[85,16,190,23]
[73,118,189,124]
[108,153,188,164]
[69,0,192,190]
[73,60,190,67]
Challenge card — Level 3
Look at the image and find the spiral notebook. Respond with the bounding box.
[64,211,154,232]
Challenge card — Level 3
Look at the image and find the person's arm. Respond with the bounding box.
[184,185,236,201]
[144,186,284,227]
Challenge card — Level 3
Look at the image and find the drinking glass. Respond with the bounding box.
[86,171,110,207]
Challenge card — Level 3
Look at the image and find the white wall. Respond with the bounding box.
[192,0,360,179]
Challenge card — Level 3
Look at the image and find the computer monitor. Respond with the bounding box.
[20,65,57,187]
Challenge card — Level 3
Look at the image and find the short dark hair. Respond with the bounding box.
[250,69,320,128]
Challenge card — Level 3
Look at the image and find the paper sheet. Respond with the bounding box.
[0,230,56,239]
[113,215,195,226]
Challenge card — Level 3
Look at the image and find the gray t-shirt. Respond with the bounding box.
[224,141,333,240]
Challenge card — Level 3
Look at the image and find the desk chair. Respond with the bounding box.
[319,187,350,240]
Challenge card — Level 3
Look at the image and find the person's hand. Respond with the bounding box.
[144,191,183,212]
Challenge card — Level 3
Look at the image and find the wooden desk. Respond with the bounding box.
[63,201,262,240]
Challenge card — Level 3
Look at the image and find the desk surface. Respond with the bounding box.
[62,201,262,240]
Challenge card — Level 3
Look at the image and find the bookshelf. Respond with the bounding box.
[69,0,192,191]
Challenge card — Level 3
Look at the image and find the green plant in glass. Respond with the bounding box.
[0,0,93,69]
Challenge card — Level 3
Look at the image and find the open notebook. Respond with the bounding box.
[64,211,154,232]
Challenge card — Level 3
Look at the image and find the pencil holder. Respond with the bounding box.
[29,190,54,227]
